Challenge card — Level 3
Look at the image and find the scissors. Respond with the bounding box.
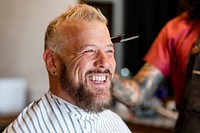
[111,34,139,43]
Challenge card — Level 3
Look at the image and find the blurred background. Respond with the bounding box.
[0,0,179,132]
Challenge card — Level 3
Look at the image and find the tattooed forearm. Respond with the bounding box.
[113,62,164,107]
[113,76,140,106]
[113,71,142,107]
[134,63,164,102]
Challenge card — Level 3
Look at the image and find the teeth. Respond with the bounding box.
[90,76,106,81]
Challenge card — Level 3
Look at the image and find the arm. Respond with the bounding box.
[113,62,164,107]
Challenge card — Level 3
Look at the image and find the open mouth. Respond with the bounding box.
[89,75,107,83]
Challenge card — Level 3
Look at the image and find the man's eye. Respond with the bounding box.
[86,50,95,53]
[83,50,96,54]
[107,50,114,53]
[106,50,114,54]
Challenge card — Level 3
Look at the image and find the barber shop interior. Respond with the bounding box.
[1,0,200,132]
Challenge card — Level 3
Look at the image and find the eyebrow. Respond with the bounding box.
[106,44,114,48]
[81,43,114,49]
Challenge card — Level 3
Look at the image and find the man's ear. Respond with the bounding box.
[43,49,61,76]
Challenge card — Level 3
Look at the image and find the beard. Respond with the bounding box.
[59,64,113,113]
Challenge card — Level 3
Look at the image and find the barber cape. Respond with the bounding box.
[3,91,131,133]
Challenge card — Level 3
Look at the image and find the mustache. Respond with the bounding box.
[86,69,112,76]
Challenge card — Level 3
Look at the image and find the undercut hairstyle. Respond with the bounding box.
[44,4,108,55]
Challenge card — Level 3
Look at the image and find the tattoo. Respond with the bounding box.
[134,63,164,99]
[113,63,164,107]
[113,78,136,104]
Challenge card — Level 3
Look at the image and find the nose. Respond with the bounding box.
[94,50,110,68]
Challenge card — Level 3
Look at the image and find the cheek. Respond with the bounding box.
[68,58,88,79]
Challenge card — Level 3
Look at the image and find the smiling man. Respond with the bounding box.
[3,4,131,133]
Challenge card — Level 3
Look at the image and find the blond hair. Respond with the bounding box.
[44,4,107,54]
